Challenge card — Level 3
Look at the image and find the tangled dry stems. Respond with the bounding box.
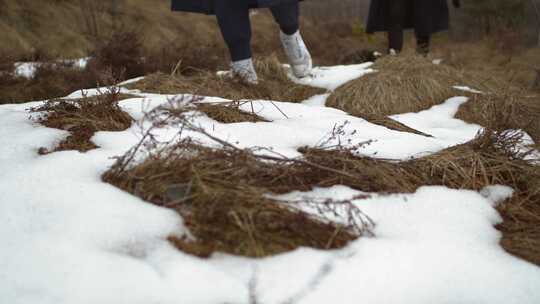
[31,88,134,153]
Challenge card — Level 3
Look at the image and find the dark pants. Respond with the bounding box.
[387,0,431,54]
[215,0,299,61]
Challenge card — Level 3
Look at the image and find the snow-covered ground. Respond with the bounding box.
[1,63,539,304]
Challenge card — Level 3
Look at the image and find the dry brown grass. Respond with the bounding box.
[305,130,540,265]
[456,91,540,143]
[196,102,268,123]
[433,40,540,91]
[31,89,134,153]
[323,51,536,137]
[498,196,540,266]
[0,62,102,104]
[0,0,223,61]
[102,97,540,263]
[155,98,268,124]
[103,139,369,258]
[358,114,434,137]
[128,56,326,102]
[327,53,502,118]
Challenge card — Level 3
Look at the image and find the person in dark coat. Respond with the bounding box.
[366,0,461,55]
[171,0,312,84]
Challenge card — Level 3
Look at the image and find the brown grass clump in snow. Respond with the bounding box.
[299,130,537,193]
[301,130,540,265]
[127,56,326,102]
[157,98,268,124]
[103,140,369,258]
[195,102,268,124]
[498,192,540,266]
[326,53,500,117]
[456,92,540,144]
[31,88,134,153]
[102,101,375,258]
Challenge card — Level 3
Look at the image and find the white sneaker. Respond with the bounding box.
[279,30,312,78]
[231,58,258,84]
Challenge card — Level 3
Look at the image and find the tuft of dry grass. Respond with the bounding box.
[31,89,134,153]
[195,102,268,123]
[127,55,326,102]
[155,98,269,124]
[498,195,540,266]
[456,92,540,143]
[326,53,498,118]
[103,139,367,258]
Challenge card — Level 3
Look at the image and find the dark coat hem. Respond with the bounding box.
[366,0,450,35]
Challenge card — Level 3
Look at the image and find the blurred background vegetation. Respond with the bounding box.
[0,0,539,103]
[1,0,538,60]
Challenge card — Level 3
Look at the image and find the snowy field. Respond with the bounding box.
[1,63,539,304]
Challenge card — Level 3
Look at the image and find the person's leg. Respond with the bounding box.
[413,0,431,56]
[270,0,312,78]
[214,0,251,62]
[214,0,257,83]
[269,0,299,35]
[387,0,407,53]
[415,34,431,56]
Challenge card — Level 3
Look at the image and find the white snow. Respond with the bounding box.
[453,85,484,94]
[215,186,540,304]
[390,96,482,147]
[118,76,146,86]
[1,62,539,304]
[14,58,89,79]
[288,62,374,90]
[480,185,515,207]
[511,129,540,163]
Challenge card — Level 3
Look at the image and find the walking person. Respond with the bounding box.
[171,0,312,84]
[366,0,461,56]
